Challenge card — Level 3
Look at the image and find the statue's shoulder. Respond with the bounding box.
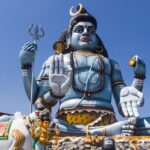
[109,58,121,73]
[46,55,54,63]
[41,55,55,68]
[63,53,71,58]
[42,54,71,67]
[63,53,71,63]
[109,58,120,66]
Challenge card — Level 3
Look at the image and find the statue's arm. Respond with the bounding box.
[119,56,146,118]
[19,42,39,103]
[19,43,72,110]
[110,59,126,116]
[110,56,146,118]
[130,55,146,92]
[21,66,39,102]
[34,54,73,110]
[34,57,59,110]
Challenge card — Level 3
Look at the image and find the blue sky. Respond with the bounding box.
[0,0,150,121]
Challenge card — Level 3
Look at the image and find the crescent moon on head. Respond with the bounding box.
[70,4,83,17]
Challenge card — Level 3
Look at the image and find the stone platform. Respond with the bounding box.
[47,136,150,150]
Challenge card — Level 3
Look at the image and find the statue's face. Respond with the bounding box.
[71,22,99,51]
[37,119,42,127]
[43,120,50,128]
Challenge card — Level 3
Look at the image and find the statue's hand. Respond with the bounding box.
[49,54,72,97]
[131,55,146,78]
[19,42,37,64]
[120,86,144,118]
[121,117,137,136]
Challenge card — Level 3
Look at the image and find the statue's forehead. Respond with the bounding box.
[74,22,95,27]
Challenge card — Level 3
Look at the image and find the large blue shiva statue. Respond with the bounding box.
[19,4,149,138]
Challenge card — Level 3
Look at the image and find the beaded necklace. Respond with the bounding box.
[74,54,100,85]
[70,52,105,97]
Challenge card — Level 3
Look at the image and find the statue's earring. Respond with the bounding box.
[53,41,65,54]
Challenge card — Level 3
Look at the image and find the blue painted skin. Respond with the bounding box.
[19,22,125,112]
[71,22,99,50]
[18,21,150,136]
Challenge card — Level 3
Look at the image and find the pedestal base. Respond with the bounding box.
[47,136,150,150]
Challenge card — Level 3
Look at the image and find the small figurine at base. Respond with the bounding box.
[31,114,51,150]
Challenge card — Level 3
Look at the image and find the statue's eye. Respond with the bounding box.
[74,28,83,33]
[88,28,95,34]
[44,121,48,124]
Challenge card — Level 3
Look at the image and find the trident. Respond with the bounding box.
[28,24,44,43]
[28,24,45,113]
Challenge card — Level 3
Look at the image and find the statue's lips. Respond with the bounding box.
[80,37,91,42]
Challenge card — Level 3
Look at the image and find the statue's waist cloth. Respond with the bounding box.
[56,107,116,126]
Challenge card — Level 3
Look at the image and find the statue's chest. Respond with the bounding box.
[64,54,111,90]
[73,55,102,72]
[64,54,111,75]
[42,54,111,79]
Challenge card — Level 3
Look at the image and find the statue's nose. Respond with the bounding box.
[82,28,89,37]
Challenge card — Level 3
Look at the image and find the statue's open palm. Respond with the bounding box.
[49,54,72,97]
